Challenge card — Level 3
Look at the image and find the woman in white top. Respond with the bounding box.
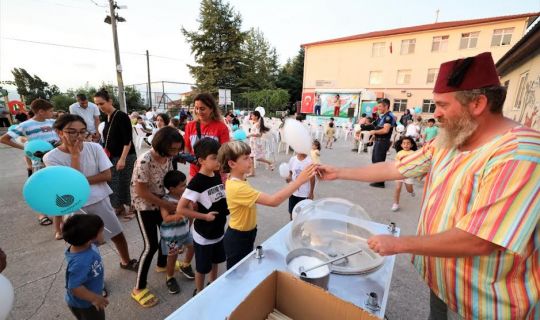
[44,114,138,271]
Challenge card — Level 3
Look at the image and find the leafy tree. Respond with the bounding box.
[238,28,279,91]
[239,88,289,114]
[51,94,76,111]
[182,0,246,94]
[276,48,304,104]
[11,68,60,103]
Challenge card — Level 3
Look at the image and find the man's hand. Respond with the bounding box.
[316,164,338,181]
[368,235,401,256]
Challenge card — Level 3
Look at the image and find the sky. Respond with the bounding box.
[0,0,539,94]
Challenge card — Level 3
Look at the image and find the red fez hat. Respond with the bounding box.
[433,52,500,93]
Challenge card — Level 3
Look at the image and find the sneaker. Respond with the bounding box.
[166,277,180,294]
[391,203,399,212]
[180,264,195,280]
[410,192,416,197]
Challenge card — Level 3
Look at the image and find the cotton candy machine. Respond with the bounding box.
[287,198,385,274]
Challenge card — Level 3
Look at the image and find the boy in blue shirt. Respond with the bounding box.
[63,214,108,320]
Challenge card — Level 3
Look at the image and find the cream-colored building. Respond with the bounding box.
[497,19,540,131]
[302,12,539,116]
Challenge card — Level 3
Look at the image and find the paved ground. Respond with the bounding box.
[0,137,430,320]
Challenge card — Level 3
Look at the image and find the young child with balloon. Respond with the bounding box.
[285,151,316,220]
[217,141,317,270]
[0,98,59,229]
[44,114,138,270]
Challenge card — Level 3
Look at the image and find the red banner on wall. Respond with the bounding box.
[301,92,315,114]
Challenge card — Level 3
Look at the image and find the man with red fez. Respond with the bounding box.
[318,52,539,319]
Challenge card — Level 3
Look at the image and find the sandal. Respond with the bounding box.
[55,232,63,240]
[131,288,158,308]
[39,216,52,226]
[120,259,139,272]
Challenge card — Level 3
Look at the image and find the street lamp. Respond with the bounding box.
[104,1,127,113]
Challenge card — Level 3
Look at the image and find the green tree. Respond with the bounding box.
[276,48,304,104]
[238,28,279,91]
[182,0,246,94]
[239,88,289,114]
[11,68,61,103]
[51,94,76,111]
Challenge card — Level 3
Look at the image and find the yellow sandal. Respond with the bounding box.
[131,288,158,308]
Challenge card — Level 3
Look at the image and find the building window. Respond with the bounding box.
[372,42,385,57]
[422,99,436,113]
[393,99,408,112]
[459,31,479,49]
[426,68,439,84]
[400,39,416,55]
[514,72,528,110]
[369,71,383,85]
[396,69,412,85]
[491,28,514,47]
[431,35,449,52]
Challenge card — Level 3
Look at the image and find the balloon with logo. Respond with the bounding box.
[23,166,90,216]
[283,119,312,154]
[0,274,14,320]
[278,163,289,178]
[24,140,54,161]
[232,129,247,141]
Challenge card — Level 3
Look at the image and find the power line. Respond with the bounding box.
[88,0,107,7]
[1,37,187,62]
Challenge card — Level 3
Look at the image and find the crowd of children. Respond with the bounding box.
[2,92,432,319]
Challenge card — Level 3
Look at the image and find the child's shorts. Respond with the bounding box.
[161,232,193,256]
[193,239,226,274]
[397,177,415,185]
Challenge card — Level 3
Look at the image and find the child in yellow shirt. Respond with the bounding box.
[217,141,316,269]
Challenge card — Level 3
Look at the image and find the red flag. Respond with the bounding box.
[389,42,393,54]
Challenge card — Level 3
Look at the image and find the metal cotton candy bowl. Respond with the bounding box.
[286,247,331,290]
[286,198,384,275]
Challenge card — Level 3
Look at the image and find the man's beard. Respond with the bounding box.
[435,109,478,149]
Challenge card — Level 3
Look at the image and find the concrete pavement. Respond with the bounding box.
[0,137,429,320]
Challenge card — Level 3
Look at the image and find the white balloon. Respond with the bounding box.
[0,274,14,320]
[283,119,312,154]
[396,124,405,133]
[255,106,265,118]
[278,163,289,178]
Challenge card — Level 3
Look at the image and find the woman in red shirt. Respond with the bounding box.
[184,93,230,178]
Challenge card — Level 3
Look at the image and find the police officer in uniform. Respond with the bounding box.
[369,98,395,188]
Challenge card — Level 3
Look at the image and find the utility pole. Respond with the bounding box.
[146,50,152,110]
[435,9,440,23]
[108,0,127,113]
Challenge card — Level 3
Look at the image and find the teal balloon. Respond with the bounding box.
[23,166,90,216]
[414,106,422,114]
[8,125,18,132]
[24,140,54,161]
[232,124,239,131]
[232,129,247,141]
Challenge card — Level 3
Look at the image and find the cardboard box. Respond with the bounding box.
[229,271,379,320]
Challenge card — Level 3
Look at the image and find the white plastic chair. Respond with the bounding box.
[132,127,148,154]
[358,131,372,154]
[277,127,290,154]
